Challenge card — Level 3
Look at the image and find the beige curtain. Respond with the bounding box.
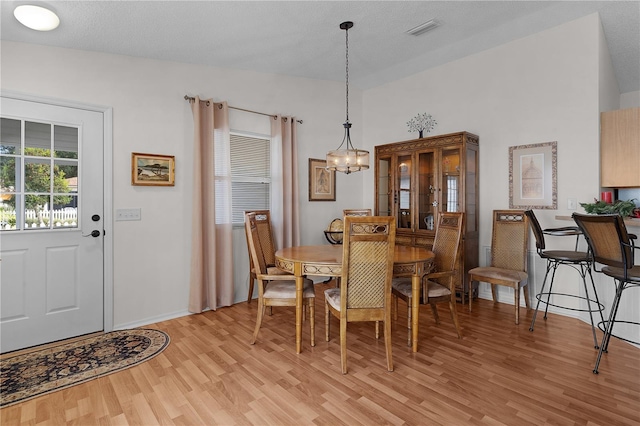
[188,97,234,313]
[271,116,300,249]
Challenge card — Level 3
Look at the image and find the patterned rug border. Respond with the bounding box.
[0,328,170,408]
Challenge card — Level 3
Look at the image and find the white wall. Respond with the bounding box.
[1,40,367,327]
[362,14,604,311]
[598,16,621,113]
[620,91,640,109]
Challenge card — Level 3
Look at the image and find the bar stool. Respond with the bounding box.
[525,210,604,348]
[572,213,640,374]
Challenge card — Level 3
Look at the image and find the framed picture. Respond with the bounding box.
[131,152,175,186]
[309,158,335,201]
[509,141,557,209]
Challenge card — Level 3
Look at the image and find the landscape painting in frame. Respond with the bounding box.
[309,158,335,201]
[132,152,175,186]
[509,141,557,209]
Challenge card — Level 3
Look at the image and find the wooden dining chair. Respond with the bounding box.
[343,208,372,217]
[245,212,315,346]
[342,209,378,328]
[330,210,372,288]
[392,212,464,344]
[245,210,292,303]
[468,210,530,324]
[324,216,396,374]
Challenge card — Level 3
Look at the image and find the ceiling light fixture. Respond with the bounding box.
[14,5,60,31]
[326,21,369,175]
[406,19,439,36]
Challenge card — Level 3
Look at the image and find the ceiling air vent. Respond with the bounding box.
[406,19,440,36]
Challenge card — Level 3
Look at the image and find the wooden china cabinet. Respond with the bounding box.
[375,131,479,301]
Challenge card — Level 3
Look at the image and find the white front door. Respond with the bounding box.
[0,97,104,353]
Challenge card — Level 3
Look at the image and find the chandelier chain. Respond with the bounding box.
[345,25,349,122]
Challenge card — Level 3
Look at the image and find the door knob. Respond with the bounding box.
[83,230,101,238]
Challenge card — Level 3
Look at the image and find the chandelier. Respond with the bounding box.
[326,21,369,174]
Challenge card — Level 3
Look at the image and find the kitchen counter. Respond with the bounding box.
[556,215,640,228]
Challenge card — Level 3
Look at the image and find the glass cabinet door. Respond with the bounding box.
[377,156,392,217]
[441,148,461,213]
[396,154,412,230]
[465,148,478,233]
[418,151,435,231]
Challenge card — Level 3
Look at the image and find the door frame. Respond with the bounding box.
[1,90,114,335]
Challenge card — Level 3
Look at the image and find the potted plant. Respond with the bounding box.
[579,198,638,217]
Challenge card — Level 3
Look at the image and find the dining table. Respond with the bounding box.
[275,244,435,354]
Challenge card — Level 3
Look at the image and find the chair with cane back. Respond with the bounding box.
[392,212,464,345]
[324,216,396,374]
[245,212,315,347]
[468,210,530,325]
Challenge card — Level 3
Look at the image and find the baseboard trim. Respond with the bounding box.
[114,310,193,330]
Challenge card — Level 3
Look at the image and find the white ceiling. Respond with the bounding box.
[1,1,639,93]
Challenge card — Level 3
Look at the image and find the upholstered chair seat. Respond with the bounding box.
[468,267,528,287]
[265,266,290,276]
[392,278,450,299]
[264,279,315,299]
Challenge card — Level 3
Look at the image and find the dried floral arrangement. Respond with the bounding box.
[407,113,437,137]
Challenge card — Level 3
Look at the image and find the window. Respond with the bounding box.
[0,118,79,231]
[229,132,271,224]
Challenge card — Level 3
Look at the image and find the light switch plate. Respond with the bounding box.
[567,198,577,210]
[116,208,141,221]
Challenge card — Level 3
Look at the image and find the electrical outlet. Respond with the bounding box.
[116,208,141,221]
[567,198,577,210]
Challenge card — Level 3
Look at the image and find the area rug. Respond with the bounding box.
[0,328,169,408]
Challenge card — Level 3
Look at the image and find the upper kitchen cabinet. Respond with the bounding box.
[601,107,640,188]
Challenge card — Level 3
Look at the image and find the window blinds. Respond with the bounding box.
[230,133,271,223]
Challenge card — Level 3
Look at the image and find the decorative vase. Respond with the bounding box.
[424,214,434,230]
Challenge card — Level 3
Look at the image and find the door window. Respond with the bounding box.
[0,118,79,231]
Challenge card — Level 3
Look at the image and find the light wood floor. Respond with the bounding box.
[2,281,639,425]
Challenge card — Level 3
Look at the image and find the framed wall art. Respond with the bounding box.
[509,141,557,209]
[131,152,175,186]
[309,158,335,201]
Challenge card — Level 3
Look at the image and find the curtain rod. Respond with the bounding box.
[184,95,303,124]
